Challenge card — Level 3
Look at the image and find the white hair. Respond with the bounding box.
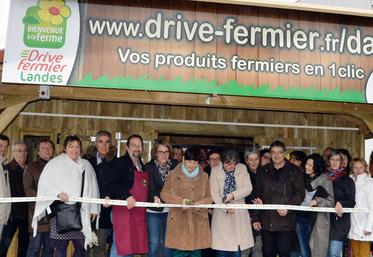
[12,141,27,151]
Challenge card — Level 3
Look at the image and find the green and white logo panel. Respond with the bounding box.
[2,0,79,85]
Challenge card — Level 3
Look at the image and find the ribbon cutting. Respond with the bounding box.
[0,196,367,213]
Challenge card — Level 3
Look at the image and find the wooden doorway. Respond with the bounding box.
[158,133,254,161]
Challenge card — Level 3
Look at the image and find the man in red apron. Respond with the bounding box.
[106,134,148,257]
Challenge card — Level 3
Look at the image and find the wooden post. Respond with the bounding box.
[359,132,365,159]
[0,102,28,133]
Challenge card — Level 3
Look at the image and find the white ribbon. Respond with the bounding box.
[0,197,367,213]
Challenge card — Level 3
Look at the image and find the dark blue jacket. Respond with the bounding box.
[329,175,355,241]
[145,159,178,212]
[86,153,116,229]
[7,159,28,220]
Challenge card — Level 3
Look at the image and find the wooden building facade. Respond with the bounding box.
[0,0,373,158]
[1,1,373,257]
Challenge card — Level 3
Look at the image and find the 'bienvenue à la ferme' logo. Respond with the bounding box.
[23,0,71,49]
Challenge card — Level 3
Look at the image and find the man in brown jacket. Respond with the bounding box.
[23,138,55,257]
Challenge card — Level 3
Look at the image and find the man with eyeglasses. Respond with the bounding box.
[204,149,222,177]
[252,140,305,257]
[84,130,116,257]
[0,141,29,257]
[106,134,148,257]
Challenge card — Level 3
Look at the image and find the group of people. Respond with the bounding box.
[0,131,372,257]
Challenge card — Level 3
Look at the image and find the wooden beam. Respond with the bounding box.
[0,102,27,133]
[144,121,265,137]
[2,84,373,132]
[0,95,38,110]
[339,115,369,133]
[1,84,372,115]
[348,112,373,135]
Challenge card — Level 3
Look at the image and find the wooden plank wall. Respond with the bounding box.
[3,99,362,159]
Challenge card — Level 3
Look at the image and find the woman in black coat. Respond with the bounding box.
[145,140,178,257]
[325,149,355,257]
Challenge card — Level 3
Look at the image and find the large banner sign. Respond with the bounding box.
[2,0,373,104]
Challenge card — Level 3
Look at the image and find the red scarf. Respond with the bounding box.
[326,167,347,181]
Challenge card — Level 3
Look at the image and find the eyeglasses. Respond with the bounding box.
[14,150,28,153]
[329,158,340,162]
[129,144,142,148]
[157,150,169,155]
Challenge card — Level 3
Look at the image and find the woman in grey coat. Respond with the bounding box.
[307,154,334,257]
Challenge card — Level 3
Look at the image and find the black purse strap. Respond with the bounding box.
[80,170,85,197]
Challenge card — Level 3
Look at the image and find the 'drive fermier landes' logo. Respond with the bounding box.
[18,0,71,83]
[18,49,66,83]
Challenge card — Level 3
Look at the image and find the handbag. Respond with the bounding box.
[54,170,85,234]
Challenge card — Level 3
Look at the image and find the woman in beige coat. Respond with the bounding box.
[161,147,212,257]
[210,149,254,257]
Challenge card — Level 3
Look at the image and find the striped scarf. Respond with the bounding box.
[326,167,347,181]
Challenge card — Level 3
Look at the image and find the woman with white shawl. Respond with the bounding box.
[32,135,100,257]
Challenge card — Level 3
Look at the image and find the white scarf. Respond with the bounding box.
[0,156,10,225]
[32,153,100,247]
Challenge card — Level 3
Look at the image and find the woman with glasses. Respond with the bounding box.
[145,140,178,257]
[161,147,212,257]
[210,149,254,257]
[325,149,355,257]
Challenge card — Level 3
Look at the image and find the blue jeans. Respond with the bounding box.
[296,217,311,257]
[216,250,241,257]
[26,232,54,257]
[327,240,344,257]
[147,212,172,257]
